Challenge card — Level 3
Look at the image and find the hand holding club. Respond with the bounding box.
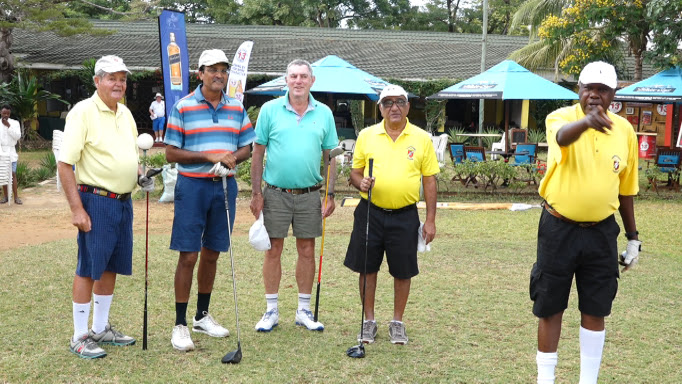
[619,239,641,272]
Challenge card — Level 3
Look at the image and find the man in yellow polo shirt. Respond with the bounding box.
[531,61,641,384]
[59,55,154,359]
[344,84,439,346]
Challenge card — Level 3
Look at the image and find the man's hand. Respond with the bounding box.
[250,192,263,219]
[322,196,335,218]
[209,152,237,170]
[584,105,613,134]
[619,239,641,272]
[72,207,92,232]
[209,162,230,177]
[138,175,155,192]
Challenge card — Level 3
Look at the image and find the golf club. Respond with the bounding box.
[221,175,242,364]
[136,133,154,351]
[314,145,345,322]
[347,158,373,359]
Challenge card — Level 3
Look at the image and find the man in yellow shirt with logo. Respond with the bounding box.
[344,85,439,346]
[531,61,641,384]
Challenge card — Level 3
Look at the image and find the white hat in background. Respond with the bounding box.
[379,84,409,103]
[155,92,163,99]
[578,61,618,89]
[198,49,230,68]
[94,55,130,74]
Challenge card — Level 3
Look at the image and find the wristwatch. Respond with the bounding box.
[625,231,639,240]
[327,192,335,198]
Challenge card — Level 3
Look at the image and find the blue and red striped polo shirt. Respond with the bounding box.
[165,84,255,178]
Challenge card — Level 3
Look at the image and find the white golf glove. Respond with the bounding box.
[619,239,641,268]
[209,162,230,177]
[138,175,155,192]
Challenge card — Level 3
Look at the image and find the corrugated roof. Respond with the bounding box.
[12,20,655,81]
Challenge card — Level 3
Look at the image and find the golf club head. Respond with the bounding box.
[346,344,365,358]
[221,345,242,364]
[329,145,345,159]
[145,167,163,178]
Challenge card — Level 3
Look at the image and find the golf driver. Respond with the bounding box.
[347,158,373,359]
[137,133,157,351]
[221,175,242,364]
[314,146,345,322]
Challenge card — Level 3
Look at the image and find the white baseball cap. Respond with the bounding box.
[94,55,130,74]
[379,84,408,103]
[198,49,230,68]
[578,61,617,89]
[155,92,163,99]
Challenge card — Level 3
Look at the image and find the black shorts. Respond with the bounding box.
[344,199,419,279]
[529,208,620,318]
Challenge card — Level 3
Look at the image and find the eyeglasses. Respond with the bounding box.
[204,68,229,75]
[381,99,408,108]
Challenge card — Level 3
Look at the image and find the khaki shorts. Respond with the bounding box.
[262,187,322,238]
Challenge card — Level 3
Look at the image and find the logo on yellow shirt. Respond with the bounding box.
[612,155,621,173]
[407,146,415,160]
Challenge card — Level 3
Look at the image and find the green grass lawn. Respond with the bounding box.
[1,198,681,383]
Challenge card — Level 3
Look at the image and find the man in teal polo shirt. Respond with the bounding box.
[250,59,338,332]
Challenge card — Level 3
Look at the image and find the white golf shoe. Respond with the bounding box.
[171,324,195,351]
[295,309,324,331]
[255,308,279,332]
[192,312,229,337]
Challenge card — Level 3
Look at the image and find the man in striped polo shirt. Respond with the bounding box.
[165,49,255,352]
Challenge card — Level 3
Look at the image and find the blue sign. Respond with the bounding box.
[158,10,190,119]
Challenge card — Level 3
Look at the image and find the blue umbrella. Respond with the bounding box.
[429,60,578,100]
[615,67,682,102]
[246,55,389,100]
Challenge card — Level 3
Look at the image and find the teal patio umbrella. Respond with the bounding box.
[615,67,682,102]
[429,60,578,150]
[246,55,389,100]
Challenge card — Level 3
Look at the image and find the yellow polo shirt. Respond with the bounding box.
[353,119,440,209]
[60,93,139,194]
[539,103,639,222]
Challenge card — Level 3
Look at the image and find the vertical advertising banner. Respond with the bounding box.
[158,10,190,118]
[227,41,254,104]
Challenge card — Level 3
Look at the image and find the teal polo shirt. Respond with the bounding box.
[255,92,338,188]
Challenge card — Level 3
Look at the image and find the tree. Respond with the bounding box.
[645,0,682,68]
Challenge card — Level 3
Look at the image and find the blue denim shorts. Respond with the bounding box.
[11,161,17,173]
[76,191,133,280]
[170,174,236,253]
[152,116,165,132]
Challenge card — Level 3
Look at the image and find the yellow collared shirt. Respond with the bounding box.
[539,103,639,222]
[352,119,440,209]
[60,93,139,194]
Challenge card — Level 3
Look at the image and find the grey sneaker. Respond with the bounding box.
[89,323,136,346]
[357,320,378,344]
[389,321,408,345]
[70,334,107,359]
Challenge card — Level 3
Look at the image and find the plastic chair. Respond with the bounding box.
[0,153,12,205]
[490,132,506,160]
[510,128,528,150]
[449,143,465,164]
[431,133,449,167]
[512,143,541,185]
[52,130,63,191]
[464,146,486,162]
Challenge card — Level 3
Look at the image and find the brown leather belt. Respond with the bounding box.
[542,201,599,227]
[267,184,322,195]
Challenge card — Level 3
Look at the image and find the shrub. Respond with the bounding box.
[32,166,54,182]
[15,161,36,188]
[39,152,57,174]
[140,152,168,169]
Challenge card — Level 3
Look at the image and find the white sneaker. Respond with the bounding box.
[192,312,229,337]
[295,309,324,331]
[255,308,279,332]
[171,324,195,351]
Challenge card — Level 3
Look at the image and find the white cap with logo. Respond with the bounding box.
[198,49,230,68]
[94,55,130,74]
[578,61,618,89]
[379,84,409,103]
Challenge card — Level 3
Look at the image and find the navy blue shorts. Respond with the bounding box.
[76,191,133,280]
[170,174,236,253]
[344,199,419,279]
[530,208,620,318]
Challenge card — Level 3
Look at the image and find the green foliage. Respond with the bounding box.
[31,165,54,183]
[349,100,364,133]
[14,161,35,188]
[645,0,682,68]
[247,106,260,127]
[447,127,469,145]
[39,152,57,174]
[481,126,503,149]
[140,152,168,169]
[237,158,252,186]
[527,128,546,143]
[531,99,571,132]
[453,159,520,192]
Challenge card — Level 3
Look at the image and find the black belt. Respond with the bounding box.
[362,198,416,214]
[78,184,131,201]
[267,184,322,195]
[542,201,599,227]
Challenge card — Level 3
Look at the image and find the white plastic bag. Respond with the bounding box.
[159,164,177,203]
[249,212,271,251]
[417,221,431,252]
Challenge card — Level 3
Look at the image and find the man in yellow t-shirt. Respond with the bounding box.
[344,85,439,346]
[531,61,641,384]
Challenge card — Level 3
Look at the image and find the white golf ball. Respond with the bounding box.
[137,133,154,150]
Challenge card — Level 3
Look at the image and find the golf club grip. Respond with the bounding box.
[368,158,373,178]
[367,158,373,201]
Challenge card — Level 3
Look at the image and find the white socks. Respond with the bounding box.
[265,293,278,312]
[579,327,606,384]
[536,351,558,384]
[298,293,311,311]
[92,294,113,334]
[72,302,90,341]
